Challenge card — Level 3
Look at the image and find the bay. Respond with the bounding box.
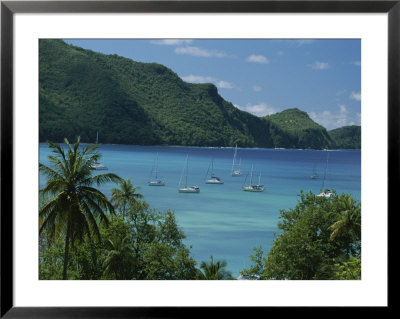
[39,143,361,278]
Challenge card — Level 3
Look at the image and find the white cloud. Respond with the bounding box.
[338,104,347,114]
[175,46,227,58]
[216,80,234,89]
[309,61,330,70]
[309,104,360,129]
[181,75,214,83]
[252,85,262,92]
[181,74,234,89]
[235,102,278,117]
[150,39,193,46]
[351,61,361,66]
[246,54,269,64]
[350,91,361,101]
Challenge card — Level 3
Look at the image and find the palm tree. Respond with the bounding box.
[198,256,233,280]
[328,195,361,253]
[39,137,122,279]
[110,178,143,218]
[102,235,134,280]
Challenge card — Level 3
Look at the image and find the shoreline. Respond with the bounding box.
[39,142,361,152]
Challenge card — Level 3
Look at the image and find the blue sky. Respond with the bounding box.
[64,39,361,130]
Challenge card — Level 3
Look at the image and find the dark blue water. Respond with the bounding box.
[39,144,361,278]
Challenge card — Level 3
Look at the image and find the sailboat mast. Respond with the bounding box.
[249,165,253,185]
[231,144,237,173]
[185,155,188,187]
[155,153,158,179]
[96,131,98,144]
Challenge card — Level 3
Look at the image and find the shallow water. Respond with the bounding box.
[39,143,361,278]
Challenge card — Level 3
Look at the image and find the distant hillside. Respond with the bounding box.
[40,39,281,147]
[263,108,334,149]
[328,125,361,149]
[39,40,360,149]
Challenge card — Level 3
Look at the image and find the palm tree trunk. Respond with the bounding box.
[62,221,71,280]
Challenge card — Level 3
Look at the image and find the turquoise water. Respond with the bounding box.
[39,144,361,278]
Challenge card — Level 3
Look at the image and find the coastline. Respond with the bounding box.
[39,141,361,152]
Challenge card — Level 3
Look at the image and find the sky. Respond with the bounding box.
[64,39,361,130]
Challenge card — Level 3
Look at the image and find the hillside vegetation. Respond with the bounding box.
[328,126,361,149]
[263,108,334,149]
[39,40,360,149]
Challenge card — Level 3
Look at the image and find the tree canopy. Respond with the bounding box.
[260,190,361,280]
[39,40,360,149]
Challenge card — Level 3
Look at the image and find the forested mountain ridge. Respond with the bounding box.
[328,125,361,149]
[263,108,335,149]
[39,40,360,149]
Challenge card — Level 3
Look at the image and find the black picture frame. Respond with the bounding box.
[1,0,396,317]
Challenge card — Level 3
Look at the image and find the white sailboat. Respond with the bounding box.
[242,165,265,192]
[148,153,165,186]
[311,163,319,179]
[178,155,200,193]
[317,152,333,198]
[231,144,242,176]
[90,132,108,170]
[205,158,224,184]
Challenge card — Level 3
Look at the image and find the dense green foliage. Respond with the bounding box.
[110,178,143,218]
[328,125,361,149]
[39,179,201,280]
[39,137,121,279]
[198,256,233,280]
[39,138,233,280]
[39,139,362,280]
[264,108,335,149]
[39,40,360,149]
[40,40,275,147]
[239,246,265,279]
[39,203,199,280]
[256,190,361,280]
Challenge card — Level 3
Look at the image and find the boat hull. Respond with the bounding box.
[231,171,242,177]
[148,180,165,186]
[206,177,224,184]
[179,187,200,193]
[317,192,333,198]
[242,186,265,192]
[90,164,108,170]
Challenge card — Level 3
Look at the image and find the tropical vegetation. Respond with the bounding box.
[40,138,217,279]
[39,138,361,280]
[328,125,361,149]
[39,39,360,150]
[39,137,121,279]
[240,190,361,280]
[198,256,233,280]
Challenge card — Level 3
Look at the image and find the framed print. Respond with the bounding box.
[1,0,397,317]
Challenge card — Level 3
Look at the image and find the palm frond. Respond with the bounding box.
[80,200,102,242]
[40,162,65,180]
[89,173,123,187]
[47,140,67,163]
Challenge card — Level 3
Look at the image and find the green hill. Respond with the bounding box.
[328,125,361,149]
[263,108,334,149]
[39,40,360,149]
[40,39,280,147]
